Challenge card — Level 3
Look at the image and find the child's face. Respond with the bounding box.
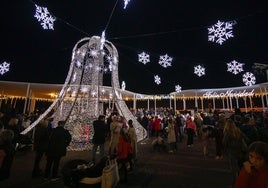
[249,152,266,169]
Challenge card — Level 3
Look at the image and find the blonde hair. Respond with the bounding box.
[224,119,241,139]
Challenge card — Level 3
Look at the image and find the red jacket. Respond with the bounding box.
[235,167,268,188]
[153,118,162,131]
[117,136,132,159]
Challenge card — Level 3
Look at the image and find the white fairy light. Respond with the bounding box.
[76,60,82,68]
[154,75,161,85]
[242,72,256,86]
[138,52,150,65]
[81,87,88,93]
[227,60,244,75]
[72,72,77,82]
[124,0,131,9]
[100,31,106,50]
[89,49,99,58]
[159,54,173,68]
[34,4,56,30]
[0,61,10,75]
[208,20,234,45]
[194,65,205,77]
[121,81,126,90]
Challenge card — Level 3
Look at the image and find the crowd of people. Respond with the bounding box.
[133,107,268,188]
[1,106,268,187]
[0,110,72,181]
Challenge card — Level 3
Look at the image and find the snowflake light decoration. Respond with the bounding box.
[159,54,173,68]
[0,61,10,75]
[227,60,244,75]
[34,4,56,30]
[194,65,205,77]
[154,75,161,85]
[123,0,131,9]
[242,72,256,86]
[138,52,150,65]
[175,84,182,93]
[208,20,234,45]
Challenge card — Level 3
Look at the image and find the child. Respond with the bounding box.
[235,141,268,188]
[152,134,166,152]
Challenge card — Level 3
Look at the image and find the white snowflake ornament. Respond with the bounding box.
[227,60,244,75]
[159,54,172,68]
[0,61,10,75]
[175,84,182,93]
[194,65,205,77]
[34,4,56,30]
[242,72,256,86]
[138,52,150,65]
[208,20,234,45]
[154,75,161,85]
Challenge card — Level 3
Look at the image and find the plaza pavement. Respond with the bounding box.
[0,137,233,188]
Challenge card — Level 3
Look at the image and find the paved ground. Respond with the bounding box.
[0,137,233,188]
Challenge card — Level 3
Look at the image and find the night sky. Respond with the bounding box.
[0,0,267,95]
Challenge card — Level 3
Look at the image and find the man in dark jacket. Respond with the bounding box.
[44,120,71,180]
[32,119,50,178]
[92,115,107,162]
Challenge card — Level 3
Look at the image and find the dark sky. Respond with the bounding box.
[0,0,267,95]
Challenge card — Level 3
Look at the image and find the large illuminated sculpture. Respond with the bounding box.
[21,36,147,150]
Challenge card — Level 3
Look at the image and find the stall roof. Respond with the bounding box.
[1,80,267,100]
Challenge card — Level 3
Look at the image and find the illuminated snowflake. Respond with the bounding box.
[154,75,161,85]
[159,54,172,68]
[138,52,150,65]
[0,61,10,75]
[227,60,244,75]
[242,72,256,86]
[124,0,131,9]
[34,4,56,30]
[175,84,182,93]
[194,65,205,77]
[208,20,234,45]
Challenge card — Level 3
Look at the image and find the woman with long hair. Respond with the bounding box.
[223,119,248,185]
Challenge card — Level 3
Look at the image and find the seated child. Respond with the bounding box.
[152,135,166,152]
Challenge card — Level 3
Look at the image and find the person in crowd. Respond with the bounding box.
[223,119,249,184]
[186,116,197,147]
[117,128,133,182]
[175,113,184,142]
[235,141,268,188]
[240,116,260,145]
[32,119,50,178]
[152,133,166,152]
[201,125,210,157]
[128,119,137,160]
[153,116,162,137]
[92,115,108,162]
[6,114,19,147]
[0,112,5,133]
[0,129,15,180]
[109,116,121,155]
[140,114,149,136]
[194,113,203,138]
[44,120,72,181]
[214,114,226,160]
[167,118,177,152]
